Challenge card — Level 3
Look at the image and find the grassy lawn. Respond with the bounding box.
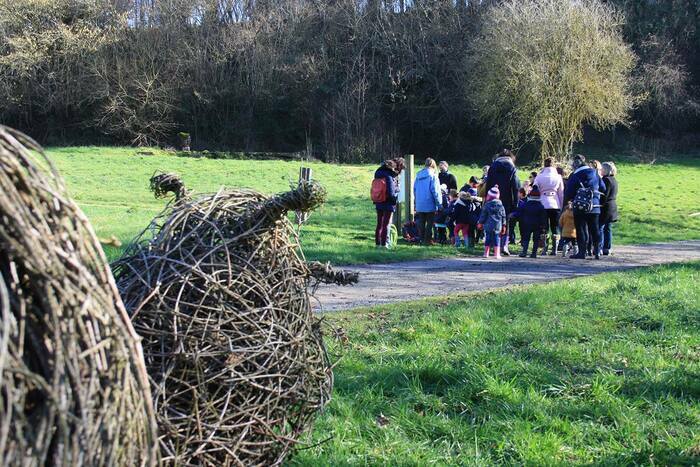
[47,146,700,264]
[291,263,700,465]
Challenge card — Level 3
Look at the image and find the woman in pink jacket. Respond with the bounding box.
[533,157,564,255]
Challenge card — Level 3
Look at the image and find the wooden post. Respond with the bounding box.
[405,154,415,222]
[296,167,312,225]
[393,204,402,230]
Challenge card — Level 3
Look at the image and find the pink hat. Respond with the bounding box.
[486,184,500,201]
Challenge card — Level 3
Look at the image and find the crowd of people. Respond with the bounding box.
[372,150,619,260]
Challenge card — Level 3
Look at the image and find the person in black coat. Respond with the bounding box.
[598,162,619,255]
[438,161,458,191]
[564,155,606,259]
[452,191,480,247]
[485,149,521,255]
[514,186,548,258]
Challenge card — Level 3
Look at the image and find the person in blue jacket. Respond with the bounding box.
[373,157,404,248]
[414,157,441,245]
[485,149,521,256]
[564,154,606,259]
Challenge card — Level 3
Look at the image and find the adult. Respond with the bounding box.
[598,161,619,255]
[477,166,490,198]
[414,158,441,245]
[372,157,404,248]
[564,155,606,259]
[533,157,564,255]
[438,161,458,191]
[485,149,521,255]
[589,159,603,175]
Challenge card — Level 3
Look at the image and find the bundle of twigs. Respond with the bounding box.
[150,171,188,201]
[0,126,158,465]
[113,178,357,466]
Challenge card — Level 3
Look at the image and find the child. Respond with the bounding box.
[529,171,538,186]
[517,185,548,258]
[433,184,450,243]
[444,189,459,243]
[452,191,477,247]
[466,188,482,247]
[459,175,480,193]
[477,185,506,258]
[559,201,577,257]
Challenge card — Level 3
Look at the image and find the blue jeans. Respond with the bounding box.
[485,230,499,248]
[599,222,613,252]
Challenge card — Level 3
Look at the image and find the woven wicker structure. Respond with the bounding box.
[0,126,158,465]
[113,175,357,466]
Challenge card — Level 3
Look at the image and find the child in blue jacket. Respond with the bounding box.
[477,185,506,258]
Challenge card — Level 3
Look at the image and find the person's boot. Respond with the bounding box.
[550,235,559,256]
[494,246,502,259]
[501,235,511,256]
[519,240,528,258]
[483,246,491,258]
[594,247,601,260]
[538,234,548,256]
[530,249,537,259]
[562,242,569,258]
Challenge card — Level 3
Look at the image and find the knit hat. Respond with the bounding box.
[486,184,500,201]
[529,185,541,198]
[467,187,478,197]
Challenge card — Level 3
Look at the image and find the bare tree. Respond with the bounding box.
[468,0,638,161]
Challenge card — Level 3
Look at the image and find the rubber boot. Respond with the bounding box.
[495,246,502,259]
[483,246,490,258]
[550,235,559,256]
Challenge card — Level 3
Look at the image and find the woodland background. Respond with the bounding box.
[1,0,698,162]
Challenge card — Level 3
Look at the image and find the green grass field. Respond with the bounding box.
[47,146,700,264]
[290,262,700,465]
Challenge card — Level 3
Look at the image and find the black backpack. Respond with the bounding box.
[572,183,598,213]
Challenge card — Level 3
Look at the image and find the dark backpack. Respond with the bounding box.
[370,178,387,203]
[572,183,598,213]
[402,221,420,243]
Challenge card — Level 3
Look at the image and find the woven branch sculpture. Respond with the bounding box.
[0,126,159,466]
[113,174,358,466]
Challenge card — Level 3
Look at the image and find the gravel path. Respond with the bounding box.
[314,240,700,311]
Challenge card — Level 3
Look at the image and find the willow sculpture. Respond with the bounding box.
[113,174,358,466]
[0,126,158,466]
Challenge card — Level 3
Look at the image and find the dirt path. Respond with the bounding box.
[314,241,700,311]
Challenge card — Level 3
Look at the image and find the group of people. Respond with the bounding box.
[372,150,619,260]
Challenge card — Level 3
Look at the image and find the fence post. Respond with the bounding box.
[405,154,415,223]
[296,166,312,225]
